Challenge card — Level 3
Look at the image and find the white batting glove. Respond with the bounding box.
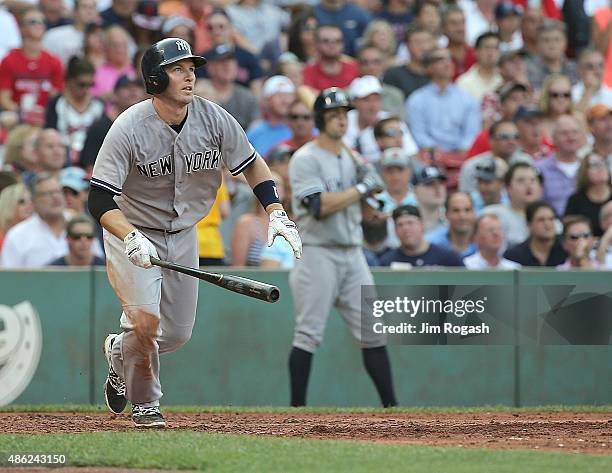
[124,230,159,269]
[268,210,302,259]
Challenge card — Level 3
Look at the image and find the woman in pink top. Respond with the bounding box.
[91,25,135,99]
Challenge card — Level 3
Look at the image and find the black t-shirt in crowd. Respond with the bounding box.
[564,189,612,237]
[503,237,568,267]
[382,65,429,99]
[78,113,113,170]
[379,243,465,267]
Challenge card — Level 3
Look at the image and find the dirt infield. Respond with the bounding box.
[1,411,610,454]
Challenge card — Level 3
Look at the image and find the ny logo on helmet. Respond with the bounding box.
[176,39,190,52]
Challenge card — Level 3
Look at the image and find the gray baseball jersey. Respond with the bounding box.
[288,140,385,353]
[91,96,255,231]
[93,96,256,405]
[289,141,362,247]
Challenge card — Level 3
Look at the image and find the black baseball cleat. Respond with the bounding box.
[132,404,166,428]
[103,334,127,414]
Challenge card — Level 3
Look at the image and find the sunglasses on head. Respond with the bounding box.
[382,128,402,137]
[68,232,95,240]
[567,232,591,240]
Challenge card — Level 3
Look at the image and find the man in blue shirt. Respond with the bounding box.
[406,47,481,152]
[246,76,294,157]
[380,204,465,267]
[429,192,478,258]
[314,0,371,57]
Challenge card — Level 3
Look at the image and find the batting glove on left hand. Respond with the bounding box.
[268,209,302,259]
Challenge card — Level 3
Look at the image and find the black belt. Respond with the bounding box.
[137,225,184,235]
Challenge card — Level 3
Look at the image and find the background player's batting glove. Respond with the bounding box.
[356,170,385,196]
[268,210,302,259]
[124,230,159,269]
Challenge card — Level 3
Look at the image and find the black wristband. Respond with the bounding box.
[253,179,281,208]
[88,186,119,223]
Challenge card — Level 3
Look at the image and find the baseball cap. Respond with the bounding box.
[203,43,236,62]
[262,75,296,98]
[380,147,410,169]
[59,167,89,193]
[114,74,141,92]
[475,158,508,182]
[392,204,421,221]
[349,75,382,99]
[586,103,612,122]
[162,16,196,36]
[495,2,523,19]
[411,166,447,186]
[513,105,542,121]
[498,82,528,102]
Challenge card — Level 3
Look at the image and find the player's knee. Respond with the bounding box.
[161,328,193,353]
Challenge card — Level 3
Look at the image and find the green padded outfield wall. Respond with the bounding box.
[1,269,610,406]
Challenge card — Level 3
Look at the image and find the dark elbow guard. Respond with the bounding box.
[88,186,119,223]
[302,193,322,220]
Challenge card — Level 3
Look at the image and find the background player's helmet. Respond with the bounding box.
[313,87,354,130]
[141,38,207,95]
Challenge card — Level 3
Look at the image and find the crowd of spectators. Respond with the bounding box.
[0,0,611,272]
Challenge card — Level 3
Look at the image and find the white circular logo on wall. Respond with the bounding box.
[0,302,42,405]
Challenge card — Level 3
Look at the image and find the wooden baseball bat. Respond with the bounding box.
[150,258,280,303]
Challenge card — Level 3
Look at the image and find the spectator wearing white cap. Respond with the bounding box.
[43,0,100,65]
[464,213,521,269]
[344,75,418,163]
[246,75,295,157]
[59,166,89,216]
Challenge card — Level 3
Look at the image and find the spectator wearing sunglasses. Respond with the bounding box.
[556,215,600,270]
[49,213,105,266]
[277,99,316,152]
[45,56,104,165]
[459,119,531,194]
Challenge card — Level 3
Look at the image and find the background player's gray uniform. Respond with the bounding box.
[92,96,255,403]
[289,142,385,353]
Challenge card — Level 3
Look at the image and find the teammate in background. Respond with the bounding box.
[288,87,397,408]
[88,38,302,428]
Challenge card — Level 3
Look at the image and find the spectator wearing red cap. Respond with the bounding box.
[0,7,64,126]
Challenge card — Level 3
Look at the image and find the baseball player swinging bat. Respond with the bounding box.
[150,257,280,303]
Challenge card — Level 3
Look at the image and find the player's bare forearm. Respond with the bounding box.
[319,188,362,218]
[242,155,284,213]
[0,91,18,112]
[100,209,137,240]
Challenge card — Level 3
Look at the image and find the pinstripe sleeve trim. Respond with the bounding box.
[90,177,122,195]
[229,151,257,176]
[297,187,324,201]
